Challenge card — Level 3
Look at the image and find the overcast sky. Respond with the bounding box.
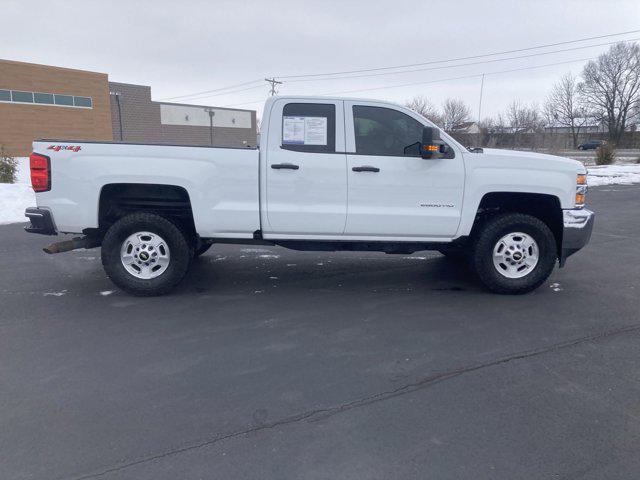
[2,0,639,119]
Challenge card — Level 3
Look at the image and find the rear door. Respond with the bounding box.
[344,101,465,239]
[263,99,347,236]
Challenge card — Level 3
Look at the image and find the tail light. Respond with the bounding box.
[30,153,51,192]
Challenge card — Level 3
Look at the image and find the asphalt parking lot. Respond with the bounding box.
[1,185,639,480]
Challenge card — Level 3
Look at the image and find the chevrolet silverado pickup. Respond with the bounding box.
[24,95,594,296]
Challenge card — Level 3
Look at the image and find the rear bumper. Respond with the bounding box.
[559,208,594,267]
[24,207,57,235]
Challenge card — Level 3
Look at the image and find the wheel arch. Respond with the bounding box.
[97,183,196,238]
[470,191,563,256]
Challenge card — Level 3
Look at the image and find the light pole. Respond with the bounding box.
[204,108,215,146]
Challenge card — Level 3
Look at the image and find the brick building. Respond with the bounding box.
[0,59,258,156]
[108,82,257,148]
[0,59,113,156]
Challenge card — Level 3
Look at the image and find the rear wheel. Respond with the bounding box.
[101,213,192,296]
[471,213,556,294]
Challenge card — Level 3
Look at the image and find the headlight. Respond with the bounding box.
[575,174,587,207]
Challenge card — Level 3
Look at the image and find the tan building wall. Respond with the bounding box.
[109,82,257,148]
[0,59,113,156]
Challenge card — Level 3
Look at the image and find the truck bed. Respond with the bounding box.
[32,140,261,238]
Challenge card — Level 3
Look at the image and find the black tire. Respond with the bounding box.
[194,243,212,257]
[471,213,556,294]
[101,213,192,296]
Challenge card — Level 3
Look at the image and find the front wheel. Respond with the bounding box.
[101,213,192,296]
[471,213,557,294]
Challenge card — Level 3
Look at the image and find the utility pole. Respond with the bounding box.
[265,78,282,96]
[477,73,485,124]
[204,108,215,146]
[476,74,486,148]
[109,91,124,141]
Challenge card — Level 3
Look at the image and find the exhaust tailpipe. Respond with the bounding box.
[43,236,101,254]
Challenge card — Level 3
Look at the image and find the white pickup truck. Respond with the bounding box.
[25,95,594,296]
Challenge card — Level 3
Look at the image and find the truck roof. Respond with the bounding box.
[265,95,404,106]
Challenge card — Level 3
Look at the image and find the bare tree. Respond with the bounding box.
[579,42,640,144]
[441,98,471,131]
[505,101,543,148]
[405,96,442,125]
[506,101,542,132]
[544,73,588,148]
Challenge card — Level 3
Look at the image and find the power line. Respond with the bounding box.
[157,79,263,101]
[282,37,640,83]
[164,84,265,103]
[319,56,597,96]
[221,56,597,108]
[275,29,640,80]
[159,30,639,106]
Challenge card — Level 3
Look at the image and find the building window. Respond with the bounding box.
[73,96,92,108]
[0,89,92,108]
[54,94,74,106]
[34,92,54,104]
[11,91,34,103]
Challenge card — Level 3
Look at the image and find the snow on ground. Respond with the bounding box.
[587,164,640,187]
[1,158,639,225]
[0,183,35,224]
[0,158,35,225]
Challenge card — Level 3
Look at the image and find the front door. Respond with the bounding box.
[344,101,464,239]
[263,99,347,236]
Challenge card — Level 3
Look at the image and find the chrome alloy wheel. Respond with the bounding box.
[492,232,539,279]
[120,231,170,279]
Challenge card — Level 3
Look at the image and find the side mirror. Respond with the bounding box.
[421,127,446,159]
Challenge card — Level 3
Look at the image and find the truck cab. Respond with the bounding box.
[25,95,594,296]
[260,97,464,240]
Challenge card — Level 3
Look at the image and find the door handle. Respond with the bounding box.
[352,165,380,173]
[271,163,300,170]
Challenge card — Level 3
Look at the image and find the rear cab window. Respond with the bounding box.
[281,103,336,153]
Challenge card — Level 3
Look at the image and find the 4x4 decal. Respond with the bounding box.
[47,145,82,152]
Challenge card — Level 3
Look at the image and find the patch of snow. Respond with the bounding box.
[587,165,640,187]
[0,158,35,224]
[99,290,115,296]
[44,290,67,297]
[241,248,271,253]
[404,256,427,260]
[269,276,278,280]
[258,254,279,259]
[0,183,35,225]
[549,282,563,292]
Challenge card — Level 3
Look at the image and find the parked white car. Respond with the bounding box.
[25,96,594,296]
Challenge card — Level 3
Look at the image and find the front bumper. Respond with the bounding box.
[559,208,594,267]
[24,207,57,235]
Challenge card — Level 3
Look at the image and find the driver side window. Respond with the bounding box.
[353,105,424,157]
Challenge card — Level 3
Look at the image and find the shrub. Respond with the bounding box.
[595,143,615,166]
[0,147,18,183]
